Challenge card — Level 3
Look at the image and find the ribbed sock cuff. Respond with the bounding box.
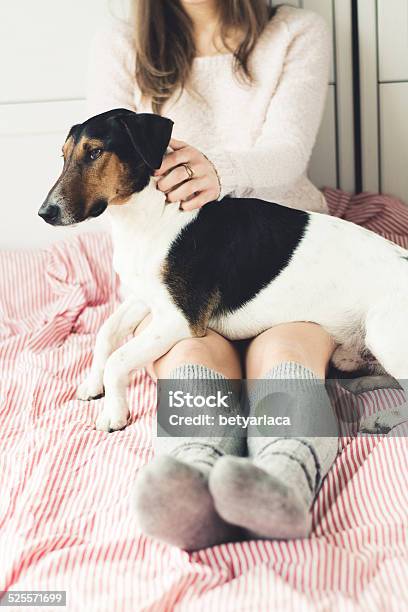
[265,361,319,380]
[247,361,338,507]
[168,364,228,381]
[155,364,245,466]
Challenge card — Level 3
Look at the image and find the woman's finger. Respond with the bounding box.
[155,148,192,176]
[168,138,188,150]
[167,178,207,203]
[181,191,213,211]
[157,165,193,193]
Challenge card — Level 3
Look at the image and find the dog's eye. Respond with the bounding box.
[89,148,103,161]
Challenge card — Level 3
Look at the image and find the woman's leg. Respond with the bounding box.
[245,321,335,379]
[134,320,245,550]
[210,322,339,539]
[152,328,242,380]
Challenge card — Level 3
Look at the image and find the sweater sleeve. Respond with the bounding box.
[202,10,332,200]
[86,19,137,117]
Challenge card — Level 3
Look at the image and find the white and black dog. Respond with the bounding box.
[39,109,408,433]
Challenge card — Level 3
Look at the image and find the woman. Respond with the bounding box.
[87,0,338,550]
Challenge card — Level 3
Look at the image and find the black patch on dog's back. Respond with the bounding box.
[163,197,310,333]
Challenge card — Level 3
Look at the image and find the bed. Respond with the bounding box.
[1,189,407,611]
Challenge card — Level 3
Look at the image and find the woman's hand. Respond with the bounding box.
[155,138,221,211]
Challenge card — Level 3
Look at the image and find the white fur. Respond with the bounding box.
[78,181,198,430]
[78,180,408,432]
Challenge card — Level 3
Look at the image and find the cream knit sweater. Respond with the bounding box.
[87,6,331,213]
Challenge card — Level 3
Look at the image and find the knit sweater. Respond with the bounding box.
[87,6,331,213]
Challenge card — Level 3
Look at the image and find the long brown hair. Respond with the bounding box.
[132,0,278,113]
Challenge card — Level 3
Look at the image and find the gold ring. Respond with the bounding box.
[182,163,194,180]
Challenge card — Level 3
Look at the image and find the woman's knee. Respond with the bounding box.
[246,322,335,379]
[153,331,242,379]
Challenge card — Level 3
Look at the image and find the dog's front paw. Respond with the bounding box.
[77,376,104,401]
[95,401,129,433]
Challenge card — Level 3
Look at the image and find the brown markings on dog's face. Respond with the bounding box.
[62,134,75,159]
[43,133,139,225]
[40,108,173,226]
[56,136,132,221]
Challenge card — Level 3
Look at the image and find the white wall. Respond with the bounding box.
[0,0,128,249]
[1,0,340,249]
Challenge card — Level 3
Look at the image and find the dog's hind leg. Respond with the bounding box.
[77,297,149,401]
[361,294,408,434]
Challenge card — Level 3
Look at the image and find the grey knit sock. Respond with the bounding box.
[153,364,244,471]
[209,362,338,540]
[133,364,245,551]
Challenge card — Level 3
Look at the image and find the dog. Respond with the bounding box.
[39,108,408,434]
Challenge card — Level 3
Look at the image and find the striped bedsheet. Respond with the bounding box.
[0,189,407,611]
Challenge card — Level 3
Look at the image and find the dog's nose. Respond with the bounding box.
[38,203,61,224]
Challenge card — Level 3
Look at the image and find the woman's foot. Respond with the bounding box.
[209,456,311,540]
[133,455,243,551]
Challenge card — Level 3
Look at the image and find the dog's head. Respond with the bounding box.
[38,109,173,226]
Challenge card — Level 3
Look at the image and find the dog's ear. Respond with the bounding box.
[117,113,174,170]
[65,124,81,142]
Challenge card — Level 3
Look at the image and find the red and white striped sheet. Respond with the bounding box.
[324,187,408,248]
[0,192,407,611]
